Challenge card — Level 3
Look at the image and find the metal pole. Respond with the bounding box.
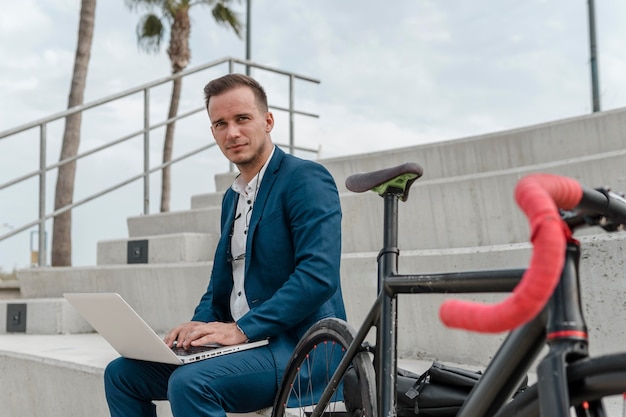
[245,0,251,76]
[143,88,150,214]
[228,59,235,173]
[38,124,47,267]
[289,74,294,155]
[587,0,601,112]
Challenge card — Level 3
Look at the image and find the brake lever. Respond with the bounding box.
[560,209,602,230]
[594,187,626,232]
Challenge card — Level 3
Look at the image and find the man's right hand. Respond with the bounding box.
[164,321,248,349]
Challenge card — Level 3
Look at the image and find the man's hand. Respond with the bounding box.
[164,321,248,350]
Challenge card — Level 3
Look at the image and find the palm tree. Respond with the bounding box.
[125,0,242,212]
[51,0,97,266]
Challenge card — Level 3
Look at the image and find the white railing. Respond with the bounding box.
[0,57,320,267]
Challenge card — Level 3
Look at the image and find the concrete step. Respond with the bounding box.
[17,263,212,334]
[123,148,626,257]
[191,191,226,209]
[127,207,222,238]
[0,297,91,335]
[97,233,219,265]
[215,171,238,192]
[15,232,626,365]
[341,148,626,253]
[321,107,626,194]
[0,280,20,299]
[185,171,233,210]
[0,334,118,417]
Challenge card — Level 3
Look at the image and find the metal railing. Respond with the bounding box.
[0,57,320,267]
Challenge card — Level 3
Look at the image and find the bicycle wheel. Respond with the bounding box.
[271,318,377,417]
[493,353,626,417]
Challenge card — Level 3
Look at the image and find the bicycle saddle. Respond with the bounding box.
[345,162,424,202]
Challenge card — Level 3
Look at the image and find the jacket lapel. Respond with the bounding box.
[244,147,284,270]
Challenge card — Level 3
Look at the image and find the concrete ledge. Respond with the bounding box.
[97,233,219,265]
[17,263,213,333]
[0,334,116,417]
[0,298,92,335]
[127,207,221,238]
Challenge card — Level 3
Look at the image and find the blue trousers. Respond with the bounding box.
[104,346,278,417]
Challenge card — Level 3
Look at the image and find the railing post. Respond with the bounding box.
[143,88,150,215]
[228,59,235,172]
[289,74,295,155]
[38,124,47,267]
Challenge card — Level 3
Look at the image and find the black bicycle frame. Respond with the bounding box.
[375,191,525,417]
[309,191,590,417]
[377,192,591,417]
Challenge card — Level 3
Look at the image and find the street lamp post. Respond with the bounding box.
[587,0,601,112]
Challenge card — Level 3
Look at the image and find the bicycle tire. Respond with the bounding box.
[492,353,626,417]
[271,318,377,417]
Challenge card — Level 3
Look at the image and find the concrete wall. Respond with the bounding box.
[322,107,626,193]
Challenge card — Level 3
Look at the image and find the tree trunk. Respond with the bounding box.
[51,0,96,266]
[160,8,190,213]
[160,75,182,212]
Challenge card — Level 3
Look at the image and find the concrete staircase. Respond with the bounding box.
[3,107,626,416]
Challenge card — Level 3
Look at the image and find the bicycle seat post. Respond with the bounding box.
[377,190,401,417]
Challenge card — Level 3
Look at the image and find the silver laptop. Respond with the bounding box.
[64,292,269,365]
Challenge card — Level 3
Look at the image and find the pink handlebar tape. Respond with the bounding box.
[439,174,583,333]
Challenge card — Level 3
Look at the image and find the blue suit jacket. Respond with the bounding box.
[192,146,346,385]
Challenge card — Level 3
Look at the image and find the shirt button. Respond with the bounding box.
[238,291,242,296]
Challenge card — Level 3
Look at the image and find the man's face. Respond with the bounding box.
[208,86,274,172]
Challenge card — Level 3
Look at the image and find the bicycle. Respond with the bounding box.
[270,162,626,417]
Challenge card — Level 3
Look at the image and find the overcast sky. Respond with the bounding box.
[1,0,626,271]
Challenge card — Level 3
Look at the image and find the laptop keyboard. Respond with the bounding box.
[171,345,218,356]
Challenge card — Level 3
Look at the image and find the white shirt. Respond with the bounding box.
[229,146,275,321]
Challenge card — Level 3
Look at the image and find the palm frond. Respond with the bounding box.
[211,3,243,38]
[163,0,189,19]
[125,0,166,12]
[136,14,166,53]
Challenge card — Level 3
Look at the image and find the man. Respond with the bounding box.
[104,73,346,417]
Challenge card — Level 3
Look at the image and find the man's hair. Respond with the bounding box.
[203,73,269,113]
